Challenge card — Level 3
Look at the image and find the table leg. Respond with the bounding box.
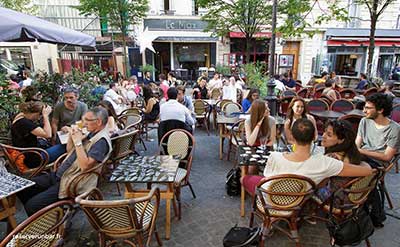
[1,196,17,233]
[165,196,171,240]
[240,166,248,217]
[219,124,224,160]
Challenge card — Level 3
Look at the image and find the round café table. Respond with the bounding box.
[310,110,344,119]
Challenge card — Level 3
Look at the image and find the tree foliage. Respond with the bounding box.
[76,0,149,34]
[353,0,396,78]
[76,0,149,76]
[0,0,37,14]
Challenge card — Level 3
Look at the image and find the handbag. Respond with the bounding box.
[223,225,261,247]
[326,197,374,246]
[226,167,241,196]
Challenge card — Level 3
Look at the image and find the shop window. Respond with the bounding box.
[173,43,209,70]
[0,47,33,70]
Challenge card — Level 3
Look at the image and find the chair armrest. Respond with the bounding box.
[16,147,49,178]
[53,153,68,172]
[66,162,104,198]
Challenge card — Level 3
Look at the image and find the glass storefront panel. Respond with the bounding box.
[0,47,33,70]
[173,43,209,70]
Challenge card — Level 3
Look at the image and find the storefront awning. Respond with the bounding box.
[326,28,400,46]
[154,36,218,42]
[229,32,272,38]
[326,28,400,38]
[327,40,400,47]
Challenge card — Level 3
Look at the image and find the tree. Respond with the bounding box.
[198,0,348,75]
[354,0,396,78]
[0,0,37,14]
[198,0,272,64]
[76,0,149,77]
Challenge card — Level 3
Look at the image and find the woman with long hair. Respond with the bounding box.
[241,88,259,112]
[317,119,364,202]
[284,97,317,144]
[244,99,276,174]
[142,85,160,121]
[97,100,123,133]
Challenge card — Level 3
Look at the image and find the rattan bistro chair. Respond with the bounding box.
[0,143,50,179]
[0,200,74,247]
[159,129,195,220]
[76,187,162,247]
[227,119,245,162]
[106,130,139,195]
[312,171,380,247]
[193,99,210,135]
[250,175,316,247]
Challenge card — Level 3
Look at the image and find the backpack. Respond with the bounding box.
[223,225,261,247]
[226,167,241,196]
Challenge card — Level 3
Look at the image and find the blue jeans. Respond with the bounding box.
[44,144,66,163]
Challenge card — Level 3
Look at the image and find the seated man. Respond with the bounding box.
[158,88,195,140]
[51,87,88,144]
[355,73,368,90]
[18,107,112,216]
[103,83,125,114]
[356,93,400,227]
[177,85,194,112]
[241,118,372,196]
[356,93,400,167]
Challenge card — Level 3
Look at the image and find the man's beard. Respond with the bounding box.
[366,112,378,119]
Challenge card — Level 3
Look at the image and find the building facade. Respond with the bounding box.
[3,0,400,82]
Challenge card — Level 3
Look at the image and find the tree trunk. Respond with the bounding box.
[245,36,251,64]
[269,0,278,78]
[367,1,378,79]
[122,33,129,78]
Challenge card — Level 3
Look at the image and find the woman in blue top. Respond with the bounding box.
[242,88,259,112]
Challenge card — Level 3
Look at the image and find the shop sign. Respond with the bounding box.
[144,19,208,31]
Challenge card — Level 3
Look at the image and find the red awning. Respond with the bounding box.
[327,40,400,46]
[229,32,272,38]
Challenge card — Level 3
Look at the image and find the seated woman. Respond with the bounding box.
[316,120,363,201]
[322,79,338,101]
[244,99,276,174]
[241,118,372,196]
[142,85,160,121]
[11,101,65,168]
[284,97,318,145]
[97,100,123,134]
[241,88,259,113]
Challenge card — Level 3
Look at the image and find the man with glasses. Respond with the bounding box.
[51,87,88,144]
[18,107,112,216]
[356,93,400,227]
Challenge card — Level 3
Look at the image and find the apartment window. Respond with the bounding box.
[192,0,199,15]
[347,0,360,28]
[164,0,170,11]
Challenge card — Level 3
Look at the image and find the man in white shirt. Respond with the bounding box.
[273,74,286,93]
[160,87,195,126]
[208,72,222,90]
[103,83,125,114]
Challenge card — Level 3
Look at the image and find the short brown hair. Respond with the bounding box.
[176,85,186,93]
[19,101,44,114]
[291,118,315,145]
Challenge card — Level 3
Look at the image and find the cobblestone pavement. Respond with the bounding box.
[1,129,400,246]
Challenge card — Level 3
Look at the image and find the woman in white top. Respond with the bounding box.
[241,118,372,195]
[244,99,276,174]
[284,97,318,144]
[222,77,238,102]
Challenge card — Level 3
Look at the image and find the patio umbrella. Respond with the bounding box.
[0,7,95,47]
